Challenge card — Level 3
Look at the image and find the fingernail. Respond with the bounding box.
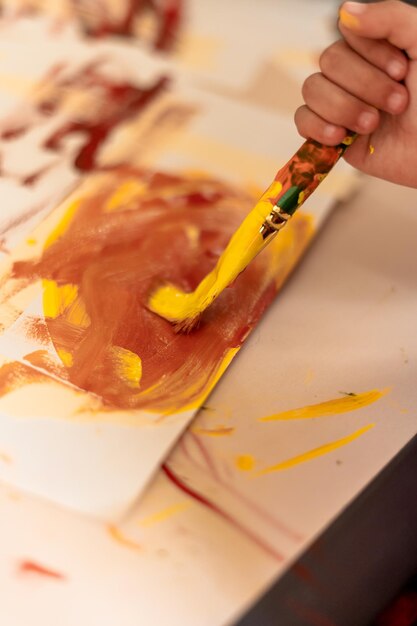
[387,91,406,113]
[387,60,405,80]
[339,2,366,28]
[358,110,377,131]
[324,124,340,139]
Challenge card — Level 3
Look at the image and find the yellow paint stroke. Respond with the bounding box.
[257,424,375,475]
[369,144,375,155]
[110,346,142,389]
[148,180,284,325]
[43,281,90,328]
[138,502,191,528]
[192,425,235,437]
[236,454,256,472]
[108,525,141,552]
[165,346,239,414]
[57,349,73,368]
[339,7,361,29]
[44,198,82,248]
[105,179,147,212]
[259,389,388,422]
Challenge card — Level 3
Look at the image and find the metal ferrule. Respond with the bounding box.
[259,206,291,241]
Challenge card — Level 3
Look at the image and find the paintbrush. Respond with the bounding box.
[148,134,356,332]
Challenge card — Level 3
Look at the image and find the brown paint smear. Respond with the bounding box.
[5,167,312,413]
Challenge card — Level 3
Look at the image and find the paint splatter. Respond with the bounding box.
[256,424,375,475]
[138,502,191,527]
[18,560,65,580]
[235,454,256,471]
[3,168,313,413]
[258,389,388,422]
[192,426,235,437]
[108,525,141,552]
[162,463,284,561]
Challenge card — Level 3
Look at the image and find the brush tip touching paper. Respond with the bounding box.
[148,138,353,330]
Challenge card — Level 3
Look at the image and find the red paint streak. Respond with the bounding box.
[189,431,221,480]
[154,0,184,51]
[0,63,168,186]
[178,431,304,544]
[1,126,28,140]
[162,463,284,562]
[42,65,168,171]
[18,560,65,580]
[375,592,417,626]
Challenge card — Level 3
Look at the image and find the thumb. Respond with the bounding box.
[339,1,417,59]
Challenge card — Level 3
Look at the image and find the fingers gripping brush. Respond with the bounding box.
[148,135,356,332]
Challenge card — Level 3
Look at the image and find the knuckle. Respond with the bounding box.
[319,41,348,75]
[301,73,321,101]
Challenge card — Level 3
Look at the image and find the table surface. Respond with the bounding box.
[0,173,416,626]
[0,2,416,625]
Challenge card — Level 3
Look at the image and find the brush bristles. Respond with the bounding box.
[173,314,201,334]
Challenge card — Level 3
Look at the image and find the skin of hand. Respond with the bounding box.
[295,0,417,188]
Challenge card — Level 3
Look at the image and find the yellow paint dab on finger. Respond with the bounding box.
[259,389,388,422]
[235,454,256,472]
[138,502,191,527]
[257,424,375,476]
[369,144,375,155]
[339,7,361,29]
[108,525,142,551]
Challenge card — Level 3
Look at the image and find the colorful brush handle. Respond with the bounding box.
[260,133,357,239]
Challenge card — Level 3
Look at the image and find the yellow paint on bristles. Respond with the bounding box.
[148,180,283,330]
[257,424,375,475]
[259,389,388,422]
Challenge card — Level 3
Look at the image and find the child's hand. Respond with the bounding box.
[295,0,417,188]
